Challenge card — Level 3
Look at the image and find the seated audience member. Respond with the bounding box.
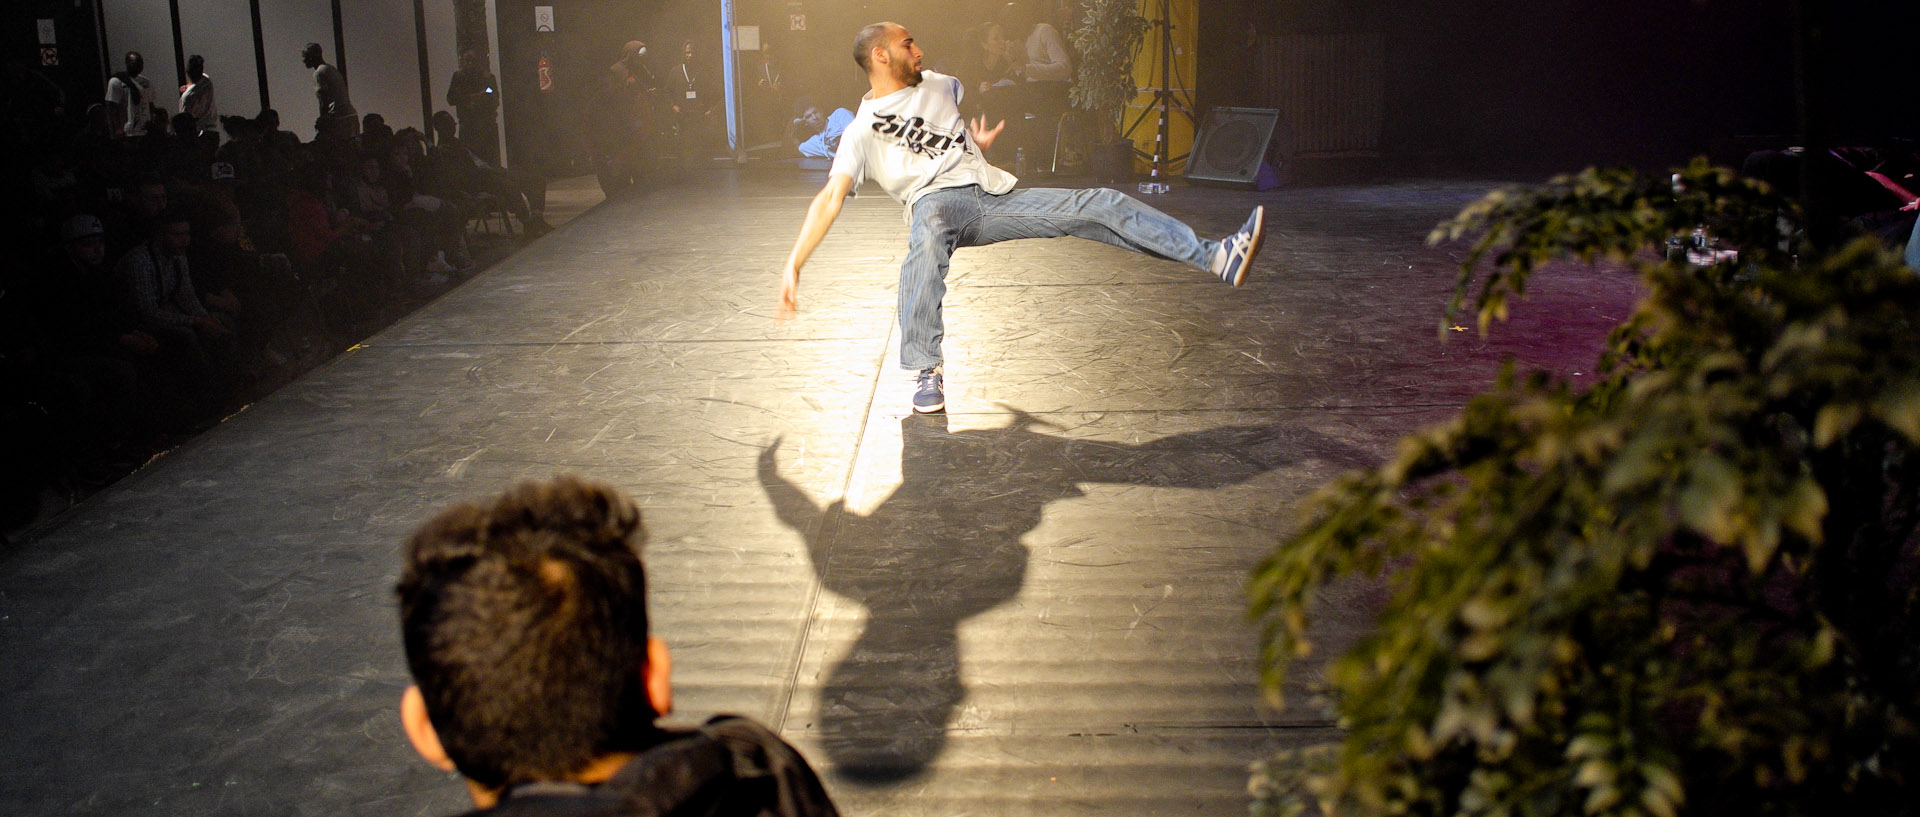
[117,207,231,344]
[956,21,1020,123]
[31,216,154,408]
[163,112,215,183]
[998,1,1074,160]
[427,110,552,236]
[67,102,117,170]
[29,147,84,220]
[114,207,231,418]
[217,116,293,253]
[360,113,396,151]
[786,103,854,159]
[286,159,400,321]
[188,193,298,371]
[105,175,170,259]
[7,215,146,473]
[395,476,842,817]
[383,130,472,272]
[1,249,59,523]
[215,116,264,182]
[255,108,302,165]
[347,150,427,280]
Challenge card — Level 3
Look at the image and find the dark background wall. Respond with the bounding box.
[486,0,1019,169]
[10,1,1913,176]
[1200,0,1913,173]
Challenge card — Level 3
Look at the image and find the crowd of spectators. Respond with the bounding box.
[3,51,553,539]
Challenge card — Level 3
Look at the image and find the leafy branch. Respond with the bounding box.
[1251,161,1920,817]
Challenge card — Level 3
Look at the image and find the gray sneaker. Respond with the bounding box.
[912,367,945,413]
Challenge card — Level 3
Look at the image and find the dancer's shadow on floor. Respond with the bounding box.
[757,410,1369,782]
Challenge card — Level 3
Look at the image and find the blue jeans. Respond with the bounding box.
[898,185,1221,370]
[1907,213,1920,270]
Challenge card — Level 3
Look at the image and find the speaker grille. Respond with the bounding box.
[1201,120,1264,176]
[1186,107,1279,185]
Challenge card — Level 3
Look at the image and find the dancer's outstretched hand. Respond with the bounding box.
[969,115,1006,153]
[776,265,800,322]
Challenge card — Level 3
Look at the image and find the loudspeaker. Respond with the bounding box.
[1186,106,1284,188]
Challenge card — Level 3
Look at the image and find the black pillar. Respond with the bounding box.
[167,0,186,88]
[250,0,270,110]
[415,0,435,130]
[1791,0,1833,249]
[331,0,348,80]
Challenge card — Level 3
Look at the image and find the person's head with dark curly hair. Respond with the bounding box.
[396,475,672,809]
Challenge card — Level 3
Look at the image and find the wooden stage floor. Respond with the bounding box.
[0,166,1640,816]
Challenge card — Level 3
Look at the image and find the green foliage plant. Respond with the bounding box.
[1067,0,1149,139]
[1248,160,1920,817]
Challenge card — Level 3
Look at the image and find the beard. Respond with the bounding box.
[891,57,923,87]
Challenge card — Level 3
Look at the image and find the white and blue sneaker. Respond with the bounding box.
[1212,205,1266,287]
[912,366,945,413]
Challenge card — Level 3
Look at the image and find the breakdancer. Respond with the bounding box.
[777,21,1266,413]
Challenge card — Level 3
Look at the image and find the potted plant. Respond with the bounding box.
[1069,0,1149,182]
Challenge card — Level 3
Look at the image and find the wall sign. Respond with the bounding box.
[790,14,806,31]
[534,6,554,32]
[38,18,56,45]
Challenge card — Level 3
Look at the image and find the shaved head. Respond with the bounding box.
[853,22,898,73]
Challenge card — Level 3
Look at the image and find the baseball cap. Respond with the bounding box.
[61,214,105,242]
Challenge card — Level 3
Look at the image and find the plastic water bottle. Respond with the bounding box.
[1015,147,1027,175]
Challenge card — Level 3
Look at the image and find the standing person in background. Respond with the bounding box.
[595,40,657,195]
[445,50,501,165]
[105,52,155,139]
[179,55,217,136]
[749,41,790,148]
[302,43,359,141]
[667,40,717,164]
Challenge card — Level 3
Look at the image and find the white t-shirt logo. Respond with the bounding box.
[870,113,970,158]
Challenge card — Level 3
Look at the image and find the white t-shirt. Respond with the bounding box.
[829,71,1017,222]
[181,74,217,133]
[1023,24,1073,83]
[106,74,155,135]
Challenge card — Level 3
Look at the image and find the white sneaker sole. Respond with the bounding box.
[1226,206,1265,287]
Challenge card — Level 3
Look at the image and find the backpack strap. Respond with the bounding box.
[696,716,841,817]
[485,731,733,816]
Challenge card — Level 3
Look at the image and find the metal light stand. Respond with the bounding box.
[1122,0,1190,194]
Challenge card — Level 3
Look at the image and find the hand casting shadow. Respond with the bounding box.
[757,410,1368,782]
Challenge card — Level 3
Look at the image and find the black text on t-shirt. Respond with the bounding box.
[871,113,970,157]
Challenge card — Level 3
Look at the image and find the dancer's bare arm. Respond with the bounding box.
[778,173,856,319]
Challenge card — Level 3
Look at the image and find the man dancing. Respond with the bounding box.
[778,22,1266,413]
